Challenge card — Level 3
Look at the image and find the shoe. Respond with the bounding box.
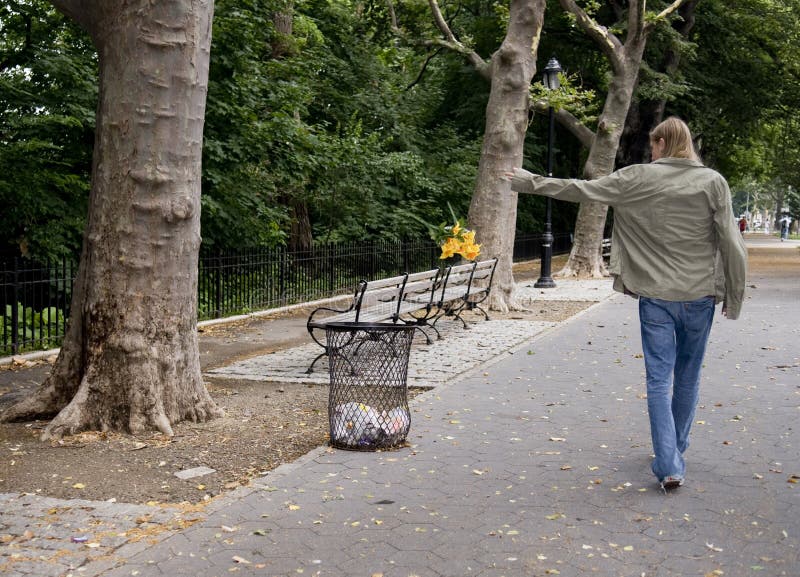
[660,475,684,491]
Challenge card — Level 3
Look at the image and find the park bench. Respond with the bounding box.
[305,258,498,373]
[430,258,497,331]
[305,269,441,373]
[601,238,612,262]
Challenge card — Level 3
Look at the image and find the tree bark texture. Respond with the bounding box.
[560,53,644,279]
[556,0,688,279]
[271,1,294,59]
[467,0,546,312]
[1,0,223,439]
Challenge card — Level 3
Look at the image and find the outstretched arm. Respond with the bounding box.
[506,167,630,206]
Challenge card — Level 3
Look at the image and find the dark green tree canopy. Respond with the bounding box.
[1,0,798,260]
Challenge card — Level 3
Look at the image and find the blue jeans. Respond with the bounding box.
[639,296,715,481]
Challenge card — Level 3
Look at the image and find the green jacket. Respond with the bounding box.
[510,158,747,320]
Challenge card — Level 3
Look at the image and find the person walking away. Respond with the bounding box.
[739,216,747,234]
[506,116,747,491]
[779,215,791,241]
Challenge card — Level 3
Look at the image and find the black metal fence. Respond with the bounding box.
[1,257,76,358]
[1,232,571,356]
[198,238,443,319]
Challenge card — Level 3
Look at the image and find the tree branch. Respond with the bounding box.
[532,99,595,149]
[386,0,400,35]
[428,0,490,79]
[0,11,32,73]
[49,0,98,34]
[406,47,444,91]
[627,0,646,42]
[644,0,690,33]
[608,0,625,21]
[558,0,624,72]
[555,108,595,149]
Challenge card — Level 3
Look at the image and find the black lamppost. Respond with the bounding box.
[534,56,562,289]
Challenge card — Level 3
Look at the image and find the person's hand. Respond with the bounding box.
[721,303,728,317]
[502,168,519,182]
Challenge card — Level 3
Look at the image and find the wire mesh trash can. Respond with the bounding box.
[326,322,415,450]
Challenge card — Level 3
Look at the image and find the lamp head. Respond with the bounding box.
[543,57,562,91]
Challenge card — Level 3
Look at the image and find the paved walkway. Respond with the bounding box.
[3,238,799,577]
[207,279,615,386]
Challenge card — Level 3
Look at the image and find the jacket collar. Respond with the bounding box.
[652,157,705,168]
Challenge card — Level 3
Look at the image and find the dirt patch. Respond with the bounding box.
[0,378,331,504]
[746,245,800,276]
[0,296,595,505]
[490,300,593,322]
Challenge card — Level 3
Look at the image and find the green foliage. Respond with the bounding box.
[530,73,601,127]
[200,0,485,248]
[0,1,96,260]
[1,303,66,354]
[6,0,798,262]
[672,0,799,173]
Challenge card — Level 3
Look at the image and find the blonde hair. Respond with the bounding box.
[649,116,699,161]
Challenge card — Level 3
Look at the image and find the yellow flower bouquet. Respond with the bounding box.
[438,221,481,261]
[431,204,481,261]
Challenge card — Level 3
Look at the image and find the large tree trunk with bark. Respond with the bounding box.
[422,0,545,311]
[558,55,643,278]
[554,0,688,279]
[467,0,546,312]
[617,0,699,167]
[0,0,223,439]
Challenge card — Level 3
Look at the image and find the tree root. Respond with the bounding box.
[554,262,606,279]
[486,292,510,314]
[40,385,93,441]
[505,292,532,312]
[0,382,62,424]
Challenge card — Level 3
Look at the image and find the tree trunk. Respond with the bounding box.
[467,0,546,312]
[287,196,313,253]
[271,1,294,59]
[617,99,664,167]
[554,0,691,278]
[557,52,644,278]
[269,3,309,252]
[0,0,223,439]
[617,0,699,167]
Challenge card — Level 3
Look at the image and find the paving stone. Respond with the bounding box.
[173,466,216,480]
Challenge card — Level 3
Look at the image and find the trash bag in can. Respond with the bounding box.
[326,322,415,450]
